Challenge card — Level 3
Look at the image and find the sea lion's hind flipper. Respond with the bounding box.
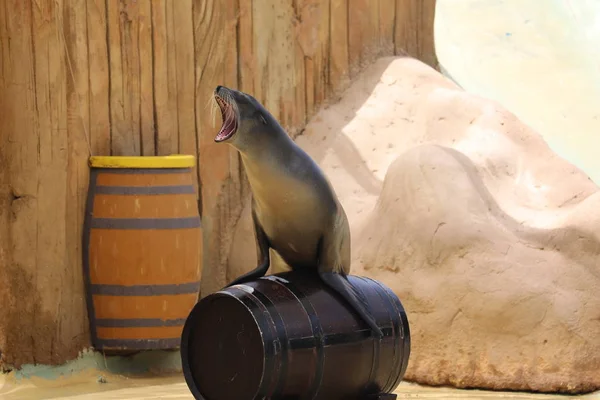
[227,205,271,287]
[318,271,384,339]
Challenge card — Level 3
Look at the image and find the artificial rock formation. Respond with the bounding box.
[228,57,600,393]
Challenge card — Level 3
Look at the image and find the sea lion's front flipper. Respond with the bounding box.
[227,205,271,287]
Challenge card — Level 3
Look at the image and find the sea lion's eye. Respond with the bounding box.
[259,114,267,125]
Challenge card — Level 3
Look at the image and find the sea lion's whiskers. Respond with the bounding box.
[207,95,219,128]
[204,93,215,110]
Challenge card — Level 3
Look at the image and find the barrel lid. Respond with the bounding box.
[89,154,195,169]
[181,293,265,400]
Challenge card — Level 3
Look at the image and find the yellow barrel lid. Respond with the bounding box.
[89,155,196,169]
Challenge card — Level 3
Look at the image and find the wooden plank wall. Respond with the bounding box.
[0,0,437,368]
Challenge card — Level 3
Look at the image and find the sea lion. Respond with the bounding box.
[213,85,383,339]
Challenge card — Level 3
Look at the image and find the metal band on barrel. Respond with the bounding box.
[95,318,187,328]
[91,217,201,230]
[95,185,196,195]
[90,281,200,296]
[95,338,181,350]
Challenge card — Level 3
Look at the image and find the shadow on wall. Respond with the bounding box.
[301,60,397,196]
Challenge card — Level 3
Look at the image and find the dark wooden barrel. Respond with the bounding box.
[181,271,410,400]
[83,155,202,352]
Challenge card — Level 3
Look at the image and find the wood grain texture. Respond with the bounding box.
[64,0,96,365]
[329,0,349,97]
[87,0,111,156]
[0,0,437,367]
[394,0,438,66]
[0,0,90,367]
[138,0,155,156]
[152,0,178,156]
[107,0,138,155]
[0,0,44,368]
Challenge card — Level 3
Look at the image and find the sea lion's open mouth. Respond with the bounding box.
[214,88,238,142]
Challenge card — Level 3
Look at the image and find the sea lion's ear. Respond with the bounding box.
[259,114,267,125]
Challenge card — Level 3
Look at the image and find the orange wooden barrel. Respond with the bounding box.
[83,155,202,352]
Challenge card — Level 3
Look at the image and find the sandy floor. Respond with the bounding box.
[2,372,594,400]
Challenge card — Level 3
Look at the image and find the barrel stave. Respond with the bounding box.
[243,278,320,399]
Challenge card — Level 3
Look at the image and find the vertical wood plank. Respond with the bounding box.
[0,0,40,367]
[252,0,296,126]
[394,0,418,57]
[419,0,438,68]
[379,0,396,55]
[348,0,383,76]
[171,0,198,199]
[313,0,330,108]
[65,0,90,156]
[107,0,143,155]
[31,0,70,365]
[221,0,239,90]
[348,0,367,77]
[291,0,306,132]
[173,0,196,156]
[153,0,178,155]
[296,0,328,120]
[249,0,265,105]
[297,0,330,113]
[394,0,438,68]
[87,0,110,156]
[64,0,94,359]
[238,0,255,94]
[329,0,349,96]
[0,0,10,366]
[368,0,381,58]
[138,0,155,156]
[34,0,75,364]
[106,0,127,155]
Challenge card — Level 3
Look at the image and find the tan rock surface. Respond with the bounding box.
[228,57,600,393]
